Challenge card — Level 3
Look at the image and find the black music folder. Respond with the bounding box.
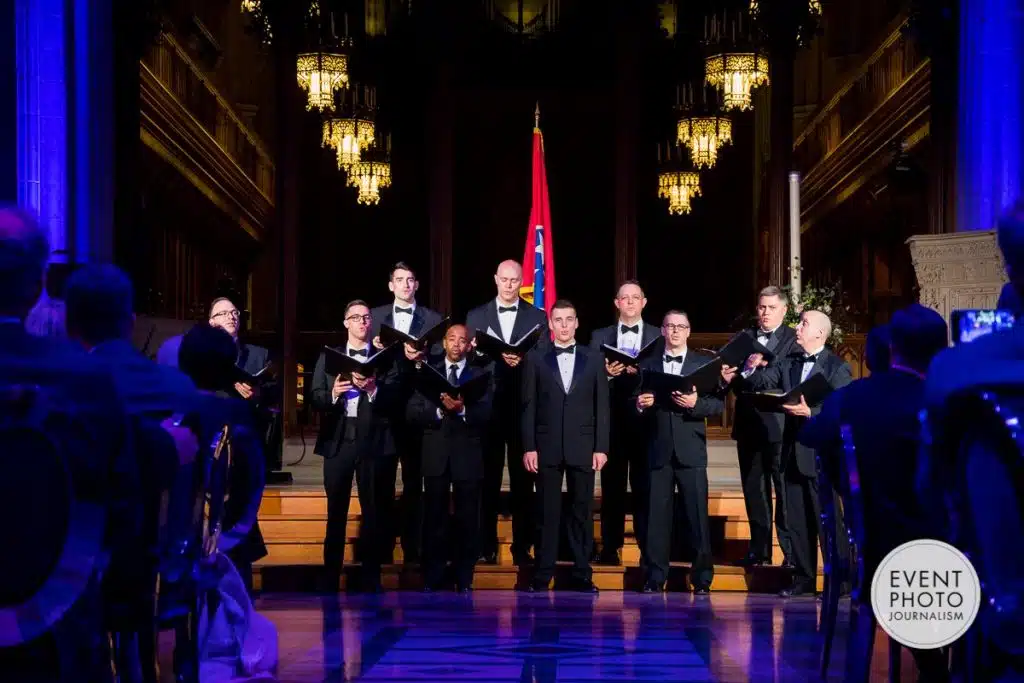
[414,364,491,406]
[235,361,274,386]
[380,317,450,351]
[717,332,776,368]
[600,337,662,367]
[474,323,544,358]
[640,356,725,402]
[743,373,834,412]
[322,345,394,378]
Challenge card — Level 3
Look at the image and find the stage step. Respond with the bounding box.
[253,562,823,593]
[254,486,820,591]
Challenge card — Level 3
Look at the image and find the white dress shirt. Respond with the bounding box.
[554,342,576,392]
[333,343,377,414]
[741,325,783,379]
[495,298,518,342]
[438,357,468,419]
[800,345,825,383]
[662,347,687,375]
[393,302,416,334]
[616,319,644,355]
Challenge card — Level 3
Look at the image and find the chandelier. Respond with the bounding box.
[658,171,701,215]
[677,116,732,168]
[347,161,392,205]
[704,52,769,111]
[749,0,821,16]
[323,119,376,169]
[296,51,349,111]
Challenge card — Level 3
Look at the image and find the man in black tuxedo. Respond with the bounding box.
[726,285,798,567]
[370,261,444,564]
[588,280,661,565]
[725,309,853,596]
[311,300,399,591]
[522,299,610,593]
[466,259,547,565]
[635,310,723,594]
[407,324,494,592]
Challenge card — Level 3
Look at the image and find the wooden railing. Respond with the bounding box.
[142,33,275,202]
[793,15,925,173]
[246,330,870,440]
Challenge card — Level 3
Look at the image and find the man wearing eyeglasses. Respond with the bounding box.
[208,297,270,401]
[635,310,723,594]
[588,280,662,565]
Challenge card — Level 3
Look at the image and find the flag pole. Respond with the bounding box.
[534,102,540,130]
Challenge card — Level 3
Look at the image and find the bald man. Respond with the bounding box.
[466,260,548,565]
[724,309,852,596]
[406,324,494,591]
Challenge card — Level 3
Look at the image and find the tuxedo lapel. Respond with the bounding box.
[509,299,534,342]
[789,354,804,389]
[568,347,588,394]
[544,348,562,392]
[641,323,660,350]
[410,307,426,337]
[485,300,503,341]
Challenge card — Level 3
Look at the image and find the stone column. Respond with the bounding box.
[15,0,69,261]
[907,231,1007,320]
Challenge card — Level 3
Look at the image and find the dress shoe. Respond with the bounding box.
[693,586,711,596]
[781,559,796,571]
[779,582,813,598]
[598,549,622,566]
[456,586,473,595]
[479,552,498,565]
[520,579,550,593]
[738,553,769,567]
[569,579,599,594]
[641,580,663,594]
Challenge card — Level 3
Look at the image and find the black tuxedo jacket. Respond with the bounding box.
[728,325,799,443]
[406,359,494,481]
[636,352,725,469]
[466,297,548,403]
[522,344,611,469]
[370,302,444,348]
[747,346,853,477]
[310,343,400,461]
[589,322,663,410]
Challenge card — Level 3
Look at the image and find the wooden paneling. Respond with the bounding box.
[793,15,930,232]
[140,32,275,238]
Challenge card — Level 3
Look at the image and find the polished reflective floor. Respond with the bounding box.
[247,590,910,682]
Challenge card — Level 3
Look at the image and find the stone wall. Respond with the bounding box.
[906,230,1007,320]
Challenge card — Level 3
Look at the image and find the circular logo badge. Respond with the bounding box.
[870,539,981,650]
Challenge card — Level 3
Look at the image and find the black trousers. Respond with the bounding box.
[737,438,791,561]
[323,452,380,582]
[785,468,821,590]
[600,416,647,554]
[645,461,713,589]
[380,425,423,562]
[481,410,535,559]
[423,470,482,588]
[535,461,594,583]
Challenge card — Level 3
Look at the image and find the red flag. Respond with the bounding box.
[519,108,557,313]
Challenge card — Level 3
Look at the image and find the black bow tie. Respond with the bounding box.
[498,305,517,313]
[555,345,576,355]
[803,353,818,363]
[759,329,773,338]
[395,307,413,315]
[664,354,683,364]
[620,324,639,334]
[349,348,368,357]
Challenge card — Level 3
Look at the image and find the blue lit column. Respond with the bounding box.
[955,0,1024,231]
[15,0,69,261]
[15,0,113,263]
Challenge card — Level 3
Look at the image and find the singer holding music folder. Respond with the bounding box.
[722,310,852,596]
[311,300,401,592]
[406,324,494,592]
[635,310,724,594]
